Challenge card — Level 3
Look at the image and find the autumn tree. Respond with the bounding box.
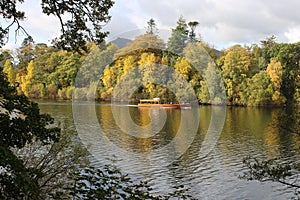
[2,59,15,85]
[123,55,136,74]
[218,45,253,104]
[266,59,286,104]
[174,57,193,80]
[20,61,35,96]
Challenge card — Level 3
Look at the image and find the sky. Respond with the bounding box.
[2,0,300,50]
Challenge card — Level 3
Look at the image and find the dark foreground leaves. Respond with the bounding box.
[241,157,300,198]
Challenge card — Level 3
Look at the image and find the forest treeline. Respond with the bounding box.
[1,18,299,106]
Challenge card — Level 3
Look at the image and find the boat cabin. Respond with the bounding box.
[139,98,161,104]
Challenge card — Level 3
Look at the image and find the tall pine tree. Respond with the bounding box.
[167,16,189,55]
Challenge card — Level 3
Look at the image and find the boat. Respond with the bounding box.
[180,102,192,109]
[137,98,182,109]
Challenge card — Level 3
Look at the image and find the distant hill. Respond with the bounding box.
[111,37,132,48]
[214,49,224,57]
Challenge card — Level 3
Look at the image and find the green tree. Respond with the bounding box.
[0,0,114,51]
[16,37,35,69]
[0,50,12,67]
[167,16,189,55]
[242,157,300,196]
[275,43,300,105]
[0,69,60,198]
[70,165,194,199]
[146,18,158,35]
[243,71,273,105]
[51,51,81,89]
[78,42,118,88]
[261,35,277,49]
[260,35,277,61]
[295,71,300,104]
[251,44,267,71]
[202,62,226,104]
[188,21,199,42]
[183,42,214,100]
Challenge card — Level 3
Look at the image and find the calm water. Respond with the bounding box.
[37,100,300,199]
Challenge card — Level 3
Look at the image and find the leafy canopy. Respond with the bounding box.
[0,68,60,198]
[0,0,114,51]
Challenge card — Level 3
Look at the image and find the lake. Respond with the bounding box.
[37,100,300,199]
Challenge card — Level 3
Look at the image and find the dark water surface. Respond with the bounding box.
[38,100,300,199]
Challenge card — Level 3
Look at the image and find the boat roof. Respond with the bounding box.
[139,98,160,102]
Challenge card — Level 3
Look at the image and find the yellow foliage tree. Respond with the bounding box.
[102,67,115,89]
[138,53,156,66]
[220,45,253,104]
[266,59,285,103]
[174,57,192,80]
[123,56,135,73]
[267,59,282,89]
[161,56,169,66]
[20,61,35,96]
[3,59,15,85]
